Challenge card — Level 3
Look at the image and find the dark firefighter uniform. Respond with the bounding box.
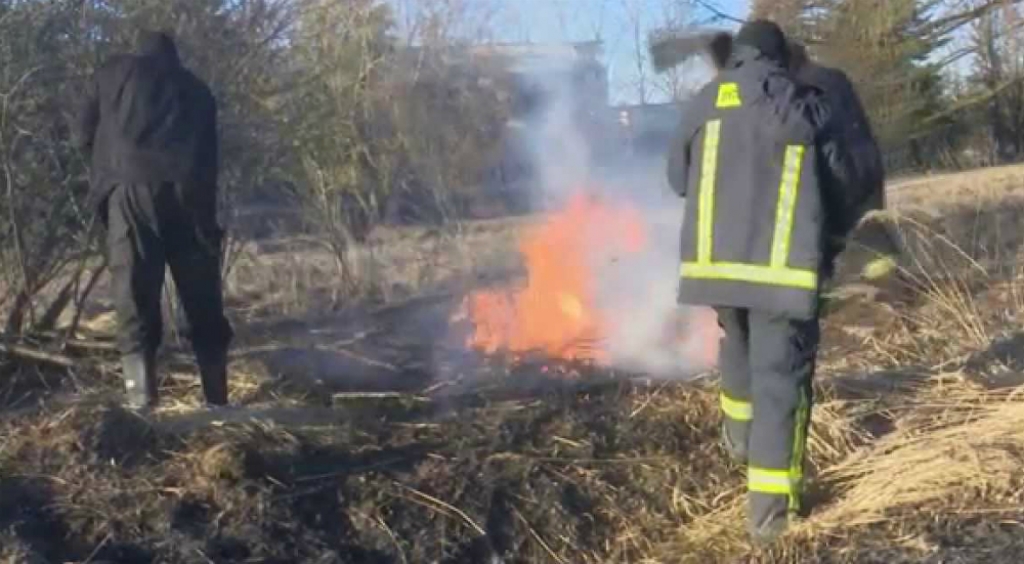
[667,21,870,542]
[72,31,233,409]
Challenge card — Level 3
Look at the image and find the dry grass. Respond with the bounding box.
[223,217,525,319]
[5,166,1024,562]
[811,383,1024,529]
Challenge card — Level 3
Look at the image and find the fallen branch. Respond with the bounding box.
[64,337,118,353]
[331,392,431,403]
[19,330,117,353]
[0,342,77,368]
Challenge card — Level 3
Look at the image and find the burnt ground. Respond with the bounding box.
[6,182,1024,563]
[4,283,1024,564]
[1,288,729,563]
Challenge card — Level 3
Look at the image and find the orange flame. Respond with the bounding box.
[457,191,720,368]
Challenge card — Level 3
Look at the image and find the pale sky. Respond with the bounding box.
[490,0,752,104]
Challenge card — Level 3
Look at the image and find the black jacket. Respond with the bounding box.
[73,33,218,212]
[795,62,885,211]
[667,47,869,318]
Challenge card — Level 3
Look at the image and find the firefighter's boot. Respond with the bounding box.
[122,352,158,410]
[748,492,791,546]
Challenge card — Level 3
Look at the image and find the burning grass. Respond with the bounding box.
[4,168,1024,562]
[455,193,649,363]
[453,191,718,374]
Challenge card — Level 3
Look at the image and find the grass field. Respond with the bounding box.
[3,165,1024,563]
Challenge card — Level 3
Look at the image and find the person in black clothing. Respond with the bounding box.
[788,40,902,281]
[73,30,232,409]
[667,20,869,543]
[788,41,884,211]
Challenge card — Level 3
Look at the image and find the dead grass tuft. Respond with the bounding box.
[810,386,1024,531]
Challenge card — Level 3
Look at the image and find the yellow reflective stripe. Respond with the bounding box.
[684,135,815,291]
[680,261,818,290]
[747,392,810,510]
[716,83,742,108]
[721,393,752,422]
[789,388,810,512]
[697,120,722,263]
[748,467,794,495]
[771,145,805,268]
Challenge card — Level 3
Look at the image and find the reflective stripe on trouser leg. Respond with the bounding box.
[746,312,819,520]
[716,308,752,423]
[721,393,752,422]
[716,308,753,462]
[747,387,810,512]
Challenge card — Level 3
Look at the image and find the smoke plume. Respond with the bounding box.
[510,55,718,378]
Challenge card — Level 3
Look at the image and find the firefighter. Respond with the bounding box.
[666,20,870,543]
[73,31,233,410]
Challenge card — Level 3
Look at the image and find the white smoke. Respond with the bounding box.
[512,68,595,210]
[509,53,717,378]
[592,161,712,377]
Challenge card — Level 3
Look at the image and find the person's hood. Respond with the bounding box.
[724,43,788,72]
[137,30,181,68]
[787,40,809,72]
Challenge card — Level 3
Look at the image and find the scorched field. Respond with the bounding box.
[4,165,1024,563]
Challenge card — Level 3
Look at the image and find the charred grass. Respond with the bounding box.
[0,371,729,563]
[5,170,1024,562]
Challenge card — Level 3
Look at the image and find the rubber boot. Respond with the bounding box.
[197,351,229,407]
[748,492,791,547]
[721,420,749,464]
[122,352,158,410]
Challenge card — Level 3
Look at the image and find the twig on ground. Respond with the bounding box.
[82,532,113,564]
[392,481,487,537]
[512,505,569,564]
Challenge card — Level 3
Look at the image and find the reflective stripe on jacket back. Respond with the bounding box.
[677,67,826,318]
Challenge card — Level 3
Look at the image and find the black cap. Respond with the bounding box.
[734,19,789,66]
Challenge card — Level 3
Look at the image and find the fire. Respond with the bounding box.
[456,191,721,368]
[457,192,642,361]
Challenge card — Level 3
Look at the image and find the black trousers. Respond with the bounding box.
[106,182,233,362]
[715,307,820,527]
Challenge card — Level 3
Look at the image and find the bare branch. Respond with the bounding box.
[692,0,746,24]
